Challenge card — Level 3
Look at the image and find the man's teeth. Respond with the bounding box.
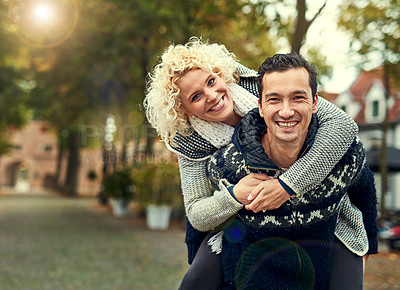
[277,122,297,128]
[210,98,223,110]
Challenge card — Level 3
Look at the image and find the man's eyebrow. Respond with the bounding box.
[263,89,308,99]
[292,90,308,95]
[264,92,281,97]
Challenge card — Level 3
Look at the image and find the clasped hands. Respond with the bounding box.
[232,173,291,213]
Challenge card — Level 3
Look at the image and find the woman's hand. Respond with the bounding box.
[245,178,290,213]
[232,173,272,205]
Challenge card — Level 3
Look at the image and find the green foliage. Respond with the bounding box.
[306,47,333,88]
[133,162,182,208]
[338,0,400,68]
[227,0,332,77]
[101,167,135,201]
[338,0,400,92]
[2,0,335,158]
[0,2,31,144]
[0,135,14,155]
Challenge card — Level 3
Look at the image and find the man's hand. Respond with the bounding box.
[245,178,290,213]
[232,173,272,205]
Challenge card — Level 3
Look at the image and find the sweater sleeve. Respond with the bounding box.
[347,162,379,254]
[278,97,359,196]
[178,155,243,232]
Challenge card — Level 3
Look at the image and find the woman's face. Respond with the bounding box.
[177,69,237,125]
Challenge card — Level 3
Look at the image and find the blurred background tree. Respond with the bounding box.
[0,3,30,148]
[338,0,400,213]
[0,0,32,186]
[2,0,397,196]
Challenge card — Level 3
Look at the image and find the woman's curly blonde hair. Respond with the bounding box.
[144,37,239,143]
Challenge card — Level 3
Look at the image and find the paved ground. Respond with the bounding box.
[0,191,189,290]
[1,189,399,289]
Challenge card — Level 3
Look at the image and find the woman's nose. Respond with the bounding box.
[205,89,217,102]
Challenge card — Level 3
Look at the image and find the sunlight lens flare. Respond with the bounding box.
[8,0,79,48]
[32,2,54,23]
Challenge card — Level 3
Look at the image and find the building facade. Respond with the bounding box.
[332,67,400,210]
[0,120,102,195]
[0,119,173,196]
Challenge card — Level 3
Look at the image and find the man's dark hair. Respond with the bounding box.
[257,52,318,103]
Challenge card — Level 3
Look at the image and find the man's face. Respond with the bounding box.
[258,68,318,144]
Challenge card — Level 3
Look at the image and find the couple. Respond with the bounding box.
[144,38,378,289]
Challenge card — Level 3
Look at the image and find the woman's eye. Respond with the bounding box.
[192,93,201,101]
[208,78,215,86]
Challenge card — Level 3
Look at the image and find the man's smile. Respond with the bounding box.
[276,121,298,128]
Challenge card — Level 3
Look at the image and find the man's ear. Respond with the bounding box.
[312,93,318,114]
[258,98,264,118]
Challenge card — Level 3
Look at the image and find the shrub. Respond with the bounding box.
[101,167,134,201]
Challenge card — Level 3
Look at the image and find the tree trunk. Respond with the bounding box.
[119,113,129,165]
[55,137,63,190]
[291,0,327,53]
[291,0,307,53]
[121,143,128,165]
[380,63,391,215]
[133,133,140,160]
[0,154,2,189]
[102,143,117,175]
[64,129,81,196]
[141,36,155,156]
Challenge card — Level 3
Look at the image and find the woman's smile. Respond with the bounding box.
[209,96,225,112]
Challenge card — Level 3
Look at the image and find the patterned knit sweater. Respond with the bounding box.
[207,108,378,289]
[166,64,367,264]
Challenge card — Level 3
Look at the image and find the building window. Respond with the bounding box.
[372,100,379,117]
[40,144,53,152]
[14,145,22,150]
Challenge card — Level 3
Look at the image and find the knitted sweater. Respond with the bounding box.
[206,108,378,289]
[166,64,364,263]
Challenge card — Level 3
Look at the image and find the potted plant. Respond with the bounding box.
[101,167,135,217]
[134,161,181,230]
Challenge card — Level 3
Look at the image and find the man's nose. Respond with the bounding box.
[279,102,295,118]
